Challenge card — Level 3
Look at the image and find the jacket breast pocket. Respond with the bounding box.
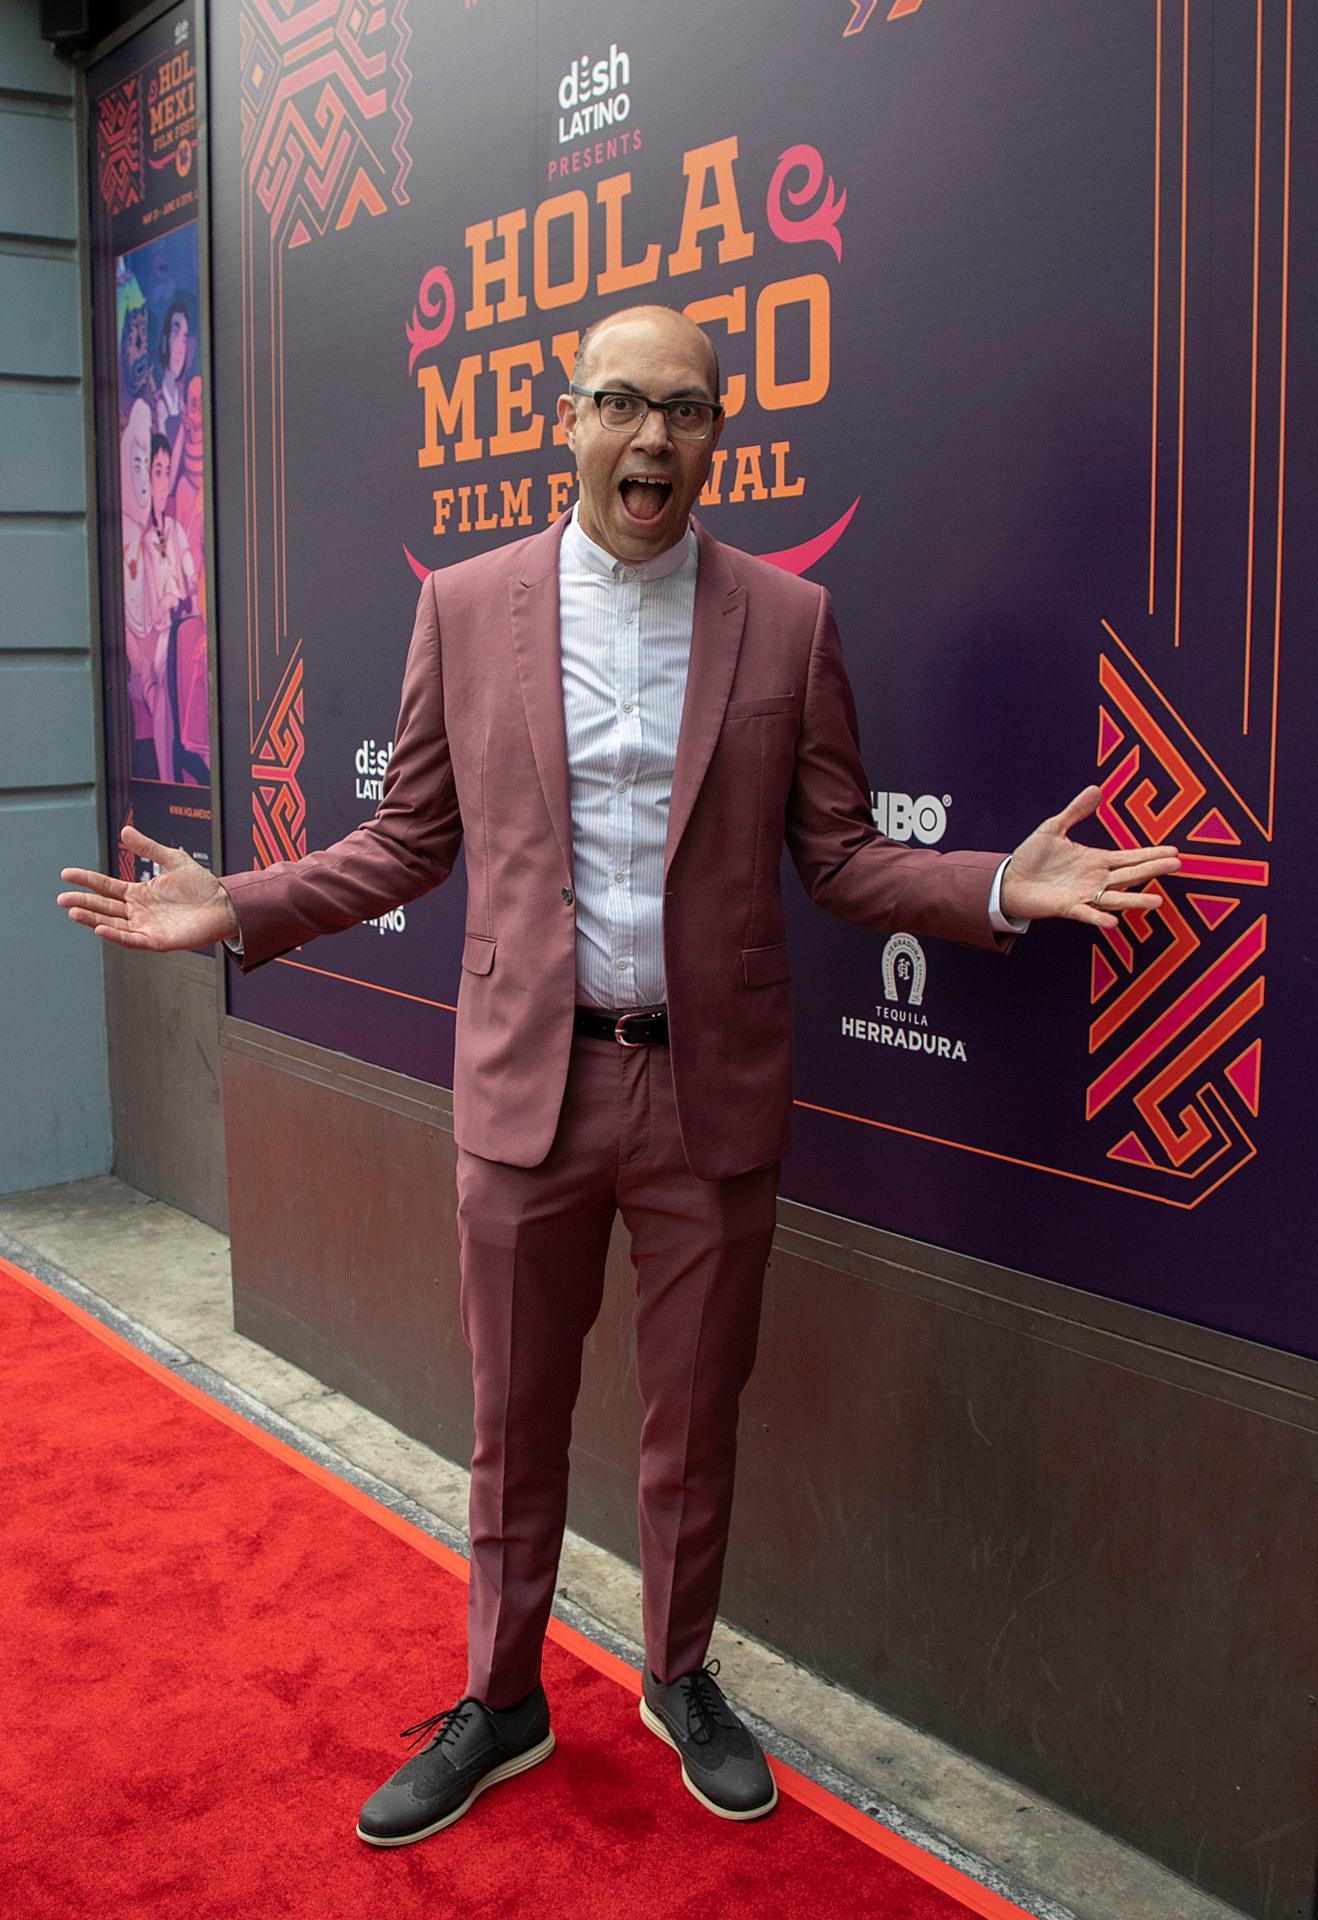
[461,934,496,975]
[724,694,796,719]
[741,943,790,988]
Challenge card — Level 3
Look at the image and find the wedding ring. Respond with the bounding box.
[1092,887,1107,908]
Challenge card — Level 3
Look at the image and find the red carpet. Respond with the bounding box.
[0,1254,1031,1920]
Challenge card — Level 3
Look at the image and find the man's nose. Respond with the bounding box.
[632,405,673,452]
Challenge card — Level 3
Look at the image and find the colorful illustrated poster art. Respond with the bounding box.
[207,1,1316,1358]
[88,0,213,876]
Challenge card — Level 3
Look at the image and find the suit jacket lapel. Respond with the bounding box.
[508,518,574,880]
[664,522,746,873]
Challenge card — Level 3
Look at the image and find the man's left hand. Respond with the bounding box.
[1000,785,1180,928]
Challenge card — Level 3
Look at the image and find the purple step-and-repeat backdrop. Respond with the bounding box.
[199,1,1313,1356]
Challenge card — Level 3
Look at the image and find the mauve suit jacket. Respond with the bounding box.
[223,513,1007,1179]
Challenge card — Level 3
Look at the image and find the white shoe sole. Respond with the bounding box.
[355,1729,556,1846]
[639,1698,778,1821]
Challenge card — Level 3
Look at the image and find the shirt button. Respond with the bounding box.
[616,959,628,973]
[614,871,625,883]
[616,780,629,792]
[622,702,634,713]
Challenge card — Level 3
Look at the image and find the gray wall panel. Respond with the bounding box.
[0,254,81,378]
[0,112,76,241]
[0,657,95,785]
[0,385,86,513]
[0,10,72,95]
[0,524,90,649]
[0,0,110,1196]
[104,947,229,1233]
[0,794,110,1194]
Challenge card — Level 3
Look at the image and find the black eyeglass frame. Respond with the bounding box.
[569,384,724,440]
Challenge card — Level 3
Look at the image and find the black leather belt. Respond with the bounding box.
[574,1006,669,1047]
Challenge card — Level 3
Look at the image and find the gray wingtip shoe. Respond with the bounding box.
[356,1683,554,1846]
[641,1660,778,1821]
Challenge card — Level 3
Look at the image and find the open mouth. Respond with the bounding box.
[619,475,673,524]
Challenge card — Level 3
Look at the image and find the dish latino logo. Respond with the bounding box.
[556,44,631,144]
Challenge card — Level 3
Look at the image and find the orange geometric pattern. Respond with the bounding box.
[240,0,413,253]
[842,0,925,32]
[1086,628,1267,1203]
[251,649,306,867]
[97,77,143,215]
[237,0,413,858]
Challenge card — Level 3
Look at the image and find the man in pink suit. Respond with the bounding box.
[60,305,1178,1843]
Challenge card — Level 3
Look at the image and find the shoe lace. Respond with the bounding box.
[398,1700,475,1755]
[681,1660,739,1746]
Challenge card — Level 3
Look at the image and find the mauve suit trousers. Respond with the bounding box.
[456,1025,779,1707]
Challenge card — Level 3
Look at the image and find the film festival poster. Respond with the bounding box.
[88,0,212,875]
[196,1,1309,1355]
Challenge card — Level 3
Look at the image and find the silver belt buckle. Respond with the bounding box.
[614,1012,648,1048]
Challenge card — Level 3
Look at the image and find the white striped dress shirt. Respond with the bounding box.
[559,506,697,1009]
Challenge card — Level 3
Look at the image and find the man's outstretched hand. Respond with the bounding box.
[1000,785,1180,928]
[58,825,239,952]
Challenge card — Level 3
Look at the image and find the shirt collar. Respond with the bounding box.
[562,503,696,582]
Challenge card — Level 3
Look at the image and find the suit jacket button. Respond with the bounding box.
[562,887,574,905]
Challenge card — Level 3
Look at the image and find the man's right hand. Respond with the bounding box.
[57,824,239,952]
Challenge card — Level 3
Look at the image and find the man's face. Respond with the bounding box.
[167,310,189,379]
[122,404,152,523]
[557,311,723,563]
[150,447,171,518]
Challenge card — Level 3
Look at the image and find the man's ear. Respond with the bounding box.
[556,391,578,450]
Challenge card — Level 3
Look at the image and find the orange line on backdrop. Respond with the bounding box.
[273,954,457,1012]
[1101,620,1273,840]
[0,1252,1036,1920]
[270,224,278,661]
[1149,0,1163,616]
[791,1099,1241,1208]
[279,242,288,640]
[1174,0,1189,648]
[1269,0,1292,831]
[243,181,256,746]
[1243,0,1263,732]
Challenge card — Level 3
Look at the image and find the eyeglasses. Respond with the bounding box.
[571,385,722,441]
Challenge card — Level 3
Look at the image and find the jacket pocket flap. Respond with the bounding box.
[461,934,496,975]
[725,694,796,719]
[741,943,790,987]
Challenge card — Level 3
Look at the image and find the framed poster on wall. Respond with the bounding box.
[86,0,214,877]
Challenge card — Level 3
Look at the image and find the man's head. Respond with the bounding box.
[557,305,723,564]
[120,399,153,528]
[159,299,190,381]
[149,433,172,520]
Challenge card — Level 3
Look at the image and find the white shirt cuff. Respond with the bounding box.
[989,857,1029,935]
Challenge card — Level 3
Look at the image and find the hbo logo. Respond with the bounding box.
[871,791,950,845]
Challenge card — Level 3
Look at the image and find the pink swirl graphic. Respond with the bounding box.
[406,265,456,372]
[402,499,860,587]
[758,498,859,576]
[766,145,847,261]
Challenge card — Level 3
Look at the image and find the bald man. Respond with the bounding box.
[60,305,1178,1842]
